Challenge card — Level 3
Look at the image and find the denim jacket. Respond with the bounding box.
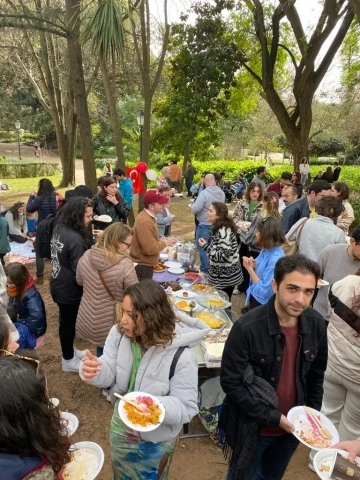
[220,296,328,427]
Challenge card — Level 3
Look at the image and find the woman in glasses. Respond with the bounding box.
[0,354,70,479]
[80,280,209,480]
[50,197,94,374]
[243,216,285,310]
[76,223,138,358]
[5,201,28,243]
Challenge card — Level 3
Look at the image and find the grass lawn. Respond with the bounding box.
[1,175,64,208]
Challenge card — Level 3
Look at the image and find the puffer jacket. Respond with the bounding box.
[0,453,59,480]
[76,247,138,346]
[10,285,47,338]
[79,313,210,443]
[0,216,10,254]
[328,275,360,385]
[26,192,63,223]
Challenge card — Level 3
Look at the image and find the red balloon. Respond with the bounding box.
[136,162,148,173]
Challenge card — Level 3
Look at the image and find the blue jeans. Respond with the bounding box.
[226,433,299,480]
[185,178,193,196]
[301,173,307,185]
[196,224,212,273]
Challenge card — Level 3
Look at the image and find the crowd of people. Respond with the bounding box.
[0,156,359,480]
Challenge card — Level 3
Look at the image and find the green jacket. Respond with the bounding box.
[0,217,10,254]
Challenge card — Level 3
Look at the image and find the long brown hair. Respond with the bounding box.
[118,280,176,347]
[256,216,285,250]
[5,263,30,301]
[262,192,281,220]
[211,202,237,234]
[245,181,264,203]
[8,201,25,222]
[99,177,121,205]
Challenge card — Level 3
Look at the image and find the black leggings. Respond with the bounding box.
[219,285,235,301]
[57,303,80,360]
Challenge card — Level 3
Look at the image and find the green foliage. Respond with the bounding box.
[191,159,274,183]
[341,20,360,87]
[94,158,136,169]
[0,162,60,178]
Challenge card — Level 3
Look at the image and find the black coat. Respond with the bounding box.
[220,296,328,427]
[92,194,129,230]
[280,196,310,234]
[50,225,92,304]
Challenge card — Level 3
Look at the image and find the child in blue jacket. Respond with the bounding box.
[6,262,46,349]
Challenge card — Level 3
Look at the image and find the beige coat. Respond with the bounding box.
[76,246,138,346]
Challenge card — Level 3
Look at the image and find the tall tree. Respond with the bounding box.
[230,0,354,168]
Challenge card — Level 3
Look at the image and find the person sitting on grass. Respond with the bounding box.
[6,262,46,349]
[5,201,28,244]
[0,353,71,479]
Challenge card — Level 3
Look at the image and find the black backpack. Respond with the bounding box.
[35,214,57,259]
[0,210,8,217]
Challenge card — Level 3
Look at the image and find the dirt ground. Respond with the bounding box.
[0,191,317,480]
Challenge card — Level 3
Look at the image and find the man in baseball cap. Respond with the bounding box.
[130,190,176,280]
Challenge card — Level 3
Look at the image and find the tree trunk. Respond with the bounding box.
[99,55,126,170]
[65,0,97,192]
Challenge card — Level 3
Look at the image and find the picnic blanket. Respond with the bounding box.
[7,240,35,264]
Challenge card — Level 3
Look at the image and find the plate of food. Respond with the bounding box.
[192,283,214,293]
[168,267,185,275]
[183,272,202,281]
[159,281,181,292]
[195,311,226,329]
[95,214,112,223]
[313,449,360,480]
[317,279,330,287]
[62,441,104,480]
[287,406,339,451]
[153,264,167,272]
[174,289,197,299]
[60,412,79,436]
[175,299,199,313]
[118,392,165,432]
[197,295,232,310]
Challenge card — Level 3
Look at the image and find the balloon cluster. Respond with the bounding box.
[136,162,157,181]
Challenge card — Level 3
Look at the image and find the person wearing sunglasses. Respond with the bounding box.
[5,201,28,244]
[76,222,138,359]
[0,353,70,479]
[50,196,94,373]
[6,262,46,350]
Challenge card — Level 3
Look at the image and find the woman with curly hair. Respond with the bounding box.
[50,196,94,373]
[5,201,28,243]
[92,177,129,230]
[80,280,210,480]
[198,202,243,299]
[0,354,70,478]
[232,181,264,228]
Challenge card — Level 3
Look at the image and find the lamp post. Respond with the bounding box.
[15,120,22,160]
[136,109,144,160]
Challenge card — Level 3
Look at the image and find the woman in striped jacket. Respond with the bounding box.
[198,202,243,300]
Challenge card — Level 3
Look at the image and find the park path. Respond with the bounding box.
[0,142,85,184]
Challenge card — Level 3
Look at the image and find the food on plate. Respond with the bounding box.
[195,312,223,329]
[184,267,200,274]
[192,283,213,293]
[96,214,112,223]
[205,343,225,357]
[319,464,330,473]
[296,407,333,448]
[208,297,225,308]
[205,333,228,343]
[175,300,194,312]
[183,272,201,281]
[159,281,181,292]
[183,291,189,298]
[153,264,166,272]
[124,395,162,427]
[62,449,99,479]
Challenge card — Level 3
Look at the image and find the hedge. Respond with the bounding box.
[0,162,60,178]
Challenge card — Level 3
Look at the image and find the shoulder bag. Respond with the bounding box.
[282,218,308,256]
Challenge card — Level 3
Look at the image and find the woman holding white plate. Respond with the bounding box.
[80,280,209,480]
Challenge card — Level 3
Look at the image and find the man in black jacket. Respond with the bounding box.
[280,180,331,233]
[221,255,328,480]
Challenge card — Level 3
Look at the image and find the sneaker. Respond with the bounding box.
[233,288,240,295]
[74,348,87,361]
[62,356,80,373]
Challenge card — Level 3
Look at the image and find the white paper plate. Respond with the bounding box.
[160,253,168,260]
[164,261,182,268]
[287,406,339,451]
[62,441,104,480]
[118,391,165,433]
[175,299,199,313]
[197,295,232,310]
[174,289,197,299]
[317,279,329,287]
[96,214,112,223]
[168,267,185,274]
[313,449,360,480]
[61,412,79,436]
[173,193,184,197]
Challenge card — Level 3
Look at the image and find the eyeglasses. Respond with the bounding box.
[121,241,131,248]
[0,349,40,377]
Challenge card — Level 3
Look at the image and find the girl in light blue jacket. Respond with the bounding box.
[80,280,209,480]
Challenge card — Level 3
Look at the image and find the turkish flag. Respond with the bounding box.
[126,167,145,194]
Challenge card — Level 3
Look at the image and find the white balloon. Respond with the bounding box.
[145,169,157,180]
